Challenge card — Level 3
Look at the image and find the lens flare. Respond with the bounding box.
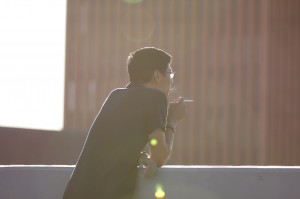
[155,184,165,199]
[150,138,158,146]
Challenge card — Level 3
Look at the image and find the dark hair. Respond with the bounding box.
[127,47,172,84]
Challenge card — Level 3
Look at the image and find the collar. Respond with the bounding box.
[126,83,145,89]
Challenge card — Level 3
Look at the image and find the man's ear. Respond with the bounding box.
[153,70,161,82]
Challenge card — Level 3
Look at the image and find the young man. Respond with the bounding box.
[62,47,186,199]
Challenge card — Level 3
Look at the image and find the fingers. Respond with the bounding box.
[144,167,157,179]
[175,96,184,104]
[143,158,158,179]
[168,97,187,121]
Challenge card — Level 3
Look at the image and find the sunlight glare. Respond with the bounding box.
[0,0,66,131]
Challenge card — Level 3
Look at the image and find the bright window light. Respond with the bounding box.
[0,1,66,131]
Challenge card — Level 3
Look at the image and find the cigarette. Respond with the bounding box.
[183,99,194,103]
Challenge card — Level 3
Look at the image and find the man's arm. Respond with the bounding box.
[148,127,175,167]
[148,97,186,167]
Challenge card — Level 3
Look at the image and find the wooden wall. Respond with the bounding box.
[63,0,300,165]
[266,0,300,165]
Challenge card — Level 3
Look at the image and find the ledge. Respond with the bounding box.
[1,165,299,199]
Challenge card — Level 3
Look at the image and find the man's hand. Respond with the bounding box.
[167,97,187,127]
[139,152,158,179]
[143,157,158,179]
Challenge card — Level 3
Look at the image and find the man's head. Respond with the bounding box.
[127,47,174,95]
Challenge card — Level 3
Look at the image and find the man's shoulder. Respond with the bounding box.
[111,86,165,98]
[106,87,166,108]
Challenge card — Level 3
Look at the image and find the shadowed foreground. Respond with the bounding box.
[0,165,299,199]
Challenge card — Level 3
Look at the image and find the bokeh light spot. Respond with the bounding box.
[150,139,158,146]
[155,184,165,199]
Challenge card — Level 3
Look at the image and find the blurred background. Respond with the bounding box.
[0,0,299,165]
